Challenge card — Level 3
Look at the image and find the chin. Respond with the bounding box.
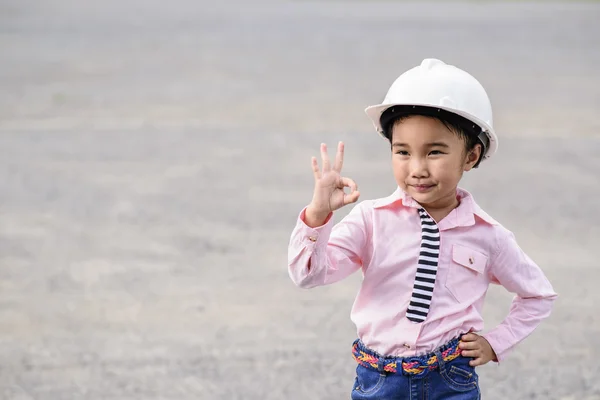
[412,194,436,205]
[407,190,439,205]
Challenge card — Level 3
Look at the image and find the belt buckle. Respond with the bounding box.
[401,357,429,377]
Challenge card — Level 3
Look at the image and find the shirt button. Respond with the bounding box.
[308,236,317,242]
[403,343,411,349]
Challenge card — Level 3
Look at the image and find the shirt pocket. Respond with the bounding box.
[444,244,489,303]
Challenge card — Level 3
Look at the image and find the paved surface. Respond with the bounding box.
[1,1,599,399]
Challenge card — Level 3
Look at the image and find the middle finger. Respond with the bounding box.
[459,341,479,350]
[320,143,331,172]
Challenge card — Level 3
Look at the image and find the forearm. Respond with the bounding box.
[483,295,557,362]
[288,208,335,288]
[288,204,367,288]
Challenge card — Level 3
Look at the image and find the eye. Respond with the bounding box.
[429,150,445,155]
[395,150,409,156]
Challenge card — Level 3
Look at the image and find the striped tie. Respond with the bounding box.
[406,208,440,323]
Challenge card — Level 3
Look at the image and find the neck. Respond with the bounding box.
[421,188,460,222]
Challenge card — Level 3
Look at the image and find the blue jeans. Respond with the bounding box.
[351,338,480,400]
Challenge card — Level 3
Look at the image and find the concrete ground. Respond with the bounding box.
[0,1,599,399]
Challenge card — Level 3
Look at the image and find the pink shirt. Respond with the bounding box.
[287,187,557,362]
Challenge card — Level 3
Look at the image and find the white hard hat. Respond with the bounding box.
[365,58,498,163]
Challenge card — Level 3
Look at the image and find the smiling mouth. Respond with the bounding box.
[410,184,436,192]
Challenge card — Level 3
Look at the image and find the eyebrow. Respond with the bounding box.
[392,141,450,148]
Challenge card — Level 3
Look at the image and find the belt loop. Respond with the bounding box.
[434,349,445,371]
[377,357,386,373]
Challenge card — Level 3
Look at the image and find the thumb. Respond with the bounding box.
[344,190,360,205]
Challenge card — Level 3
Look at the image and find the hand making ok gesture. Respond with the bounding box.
[305,142,360,227]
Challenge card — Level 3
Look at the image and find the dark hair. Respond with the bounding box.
[380,105,488,167]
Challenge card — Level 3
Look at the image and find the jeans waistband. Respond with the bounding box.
[352,336,463,377]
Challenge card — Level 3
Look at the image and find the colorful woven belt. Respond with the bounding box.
[352,340,462,376]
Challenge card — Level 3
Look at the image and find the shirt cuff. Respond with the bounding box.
[298,207,334,245]
[481,329,512,364]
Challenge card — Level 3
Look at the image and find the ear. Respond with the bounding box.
[463,144,482,172]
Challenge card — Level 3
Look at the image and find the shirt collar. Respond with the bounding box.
[373,186,497,227]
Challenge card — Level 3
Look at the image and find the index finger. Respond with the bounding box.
[320,143,331,172]
[460,333,479,342]
[333,141,344,172]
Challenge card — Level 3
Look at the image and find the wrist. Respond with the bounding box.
[305,205,330,227]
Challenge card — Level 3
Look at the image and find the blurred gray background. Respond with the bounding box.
[1,1,599,399]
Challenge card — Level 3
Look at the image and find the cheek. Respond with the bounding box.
[434,159,464,181]
[391,158,409,179]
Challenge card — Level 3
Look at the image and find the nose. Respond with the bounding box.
[410,157,429,179]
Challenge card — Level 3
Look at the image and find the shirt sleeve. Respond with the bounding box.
[287,202,371,289]
[482,230,558,363]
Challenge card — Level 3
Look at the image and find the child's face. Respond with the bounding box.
[390,115,480,210]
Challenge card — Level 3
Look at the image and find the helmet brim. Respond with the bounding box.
[365,102,498,161]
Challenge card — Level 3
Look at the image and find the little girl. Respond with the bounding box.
[287,59,557,399]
